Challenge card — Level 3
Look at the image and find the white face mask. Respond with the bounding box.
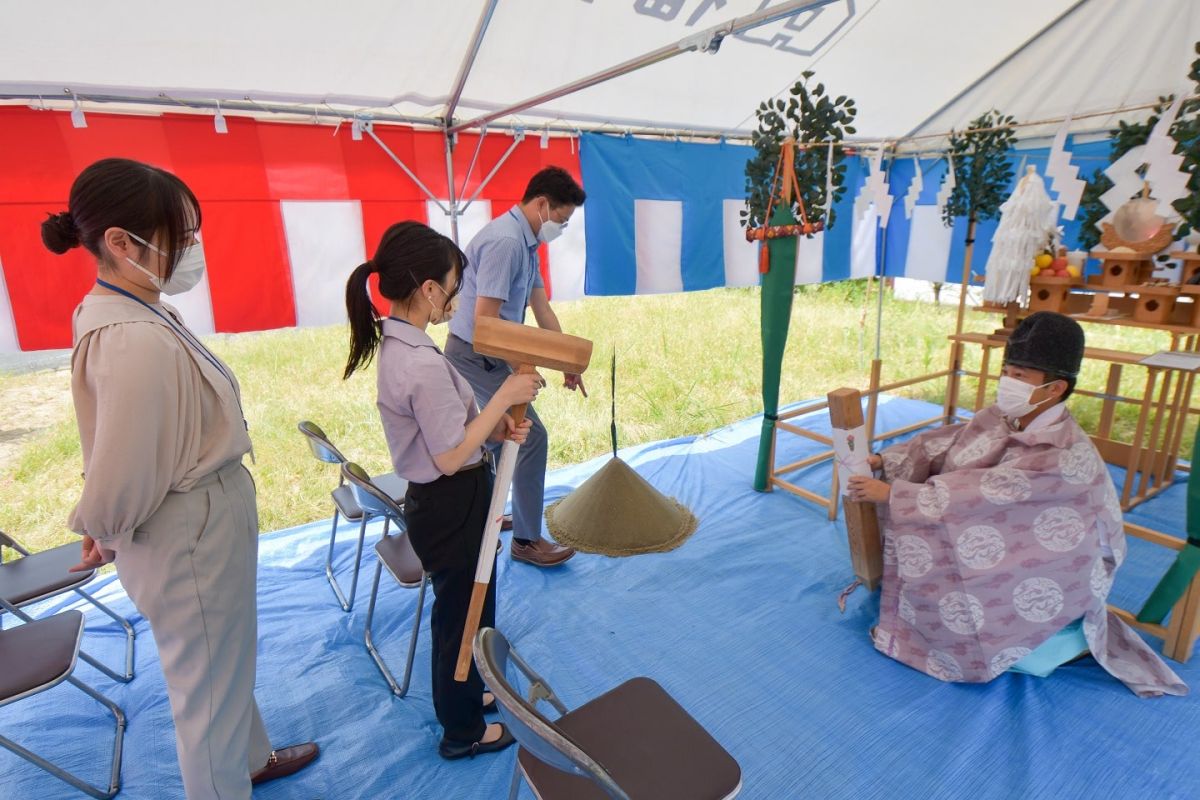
[537,204,567,244]
[124,231,205,295]
[996,375,1054,419]
[425,281,457,325]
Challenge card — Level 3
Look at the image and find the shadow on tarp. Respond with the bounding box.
[4,396,1197,799]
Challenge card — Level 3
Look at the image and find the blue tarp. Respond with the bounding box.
[4,397,1197,800]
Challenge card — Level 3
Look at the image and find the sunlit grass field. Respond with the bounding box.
[1,283,1191,554]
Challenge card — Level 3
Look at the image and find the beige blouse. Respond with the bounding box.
[68,294,252,548]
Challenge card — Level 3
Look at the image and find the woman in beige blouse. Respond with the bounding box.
[44,158,317,799]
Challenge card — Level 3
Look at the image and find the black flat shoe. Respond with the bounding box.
[438,724,516,760]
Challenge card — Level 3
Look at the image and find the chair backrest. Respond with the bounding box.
[342,462,405,524]
[474,627,630,800]
[297,420,347,465]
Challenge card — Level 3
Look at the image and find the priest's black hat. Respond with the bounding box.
[1004,311,1085,378]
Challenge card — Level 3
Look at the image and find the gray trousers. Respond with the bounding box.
[444,333,547,542]
[114,460,272,800]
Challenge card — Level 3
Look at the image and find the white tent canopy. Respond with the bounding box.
[2,0,1197,142]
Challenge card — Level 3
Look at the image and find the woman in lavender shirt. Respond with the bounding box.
[344,222,542,758]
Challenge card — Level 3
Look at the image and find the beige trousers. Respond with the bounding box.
[115,460,272,799]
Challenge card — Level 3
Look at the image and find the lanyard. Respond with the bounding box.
[94,280,248,433]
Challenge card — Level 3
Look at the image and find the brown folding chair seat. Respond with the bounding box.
[0,610,125,799]
[474,627,742,800]
[0,532,135,683]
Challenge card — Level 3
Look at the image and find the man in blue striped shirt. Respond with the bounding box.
[445,167,587,567]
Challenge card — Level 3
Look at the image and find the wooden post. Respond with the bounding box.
[954,216,977,336]
[944,341,964,424]
[827,387,883,591]
[974,346,992,412]
[865,357,883,445]
[1097,364,1122,441]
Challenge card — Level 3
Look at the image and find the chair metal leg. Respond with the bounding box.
[508,759,524,800]
[363,561,401,694]
[364,566,428,698]
[327,510,372,612]
[0,676,125,799]
[397,575,427,697]
[73,587,135,682]
[324,507,351,610]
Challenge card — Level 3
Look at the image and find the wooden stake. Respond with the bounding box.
[828,387,883,591]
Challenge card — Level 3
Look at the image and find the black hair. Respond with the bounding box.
[343,221,466,380]
[1050,372,1076,402]
[41,157,200,279]
[521,166,586,207]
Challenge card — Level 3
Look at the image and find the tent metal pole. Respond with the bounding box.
[460,133,524,213]
[447,0,838,135]
[459,127,488,199]
[444,0,500,125]
[445,133,460,244]
[901,0,1094,139]
[365,129,447,212]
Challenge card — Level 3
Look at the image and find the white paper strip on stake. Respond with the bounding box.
[634,199,683,294]
[723,199,760,287]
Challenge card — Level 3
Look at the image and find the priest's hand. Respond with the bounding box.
[847,475,890,504]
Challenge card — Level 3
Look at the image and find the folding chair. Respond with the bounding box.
[0,610,125,799]
[342,461,428,697]
[0,532,135,683]
[297,421,407,611]
[474,627,742,800]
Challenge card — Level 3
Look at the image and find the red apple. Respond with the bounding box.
[1051,257,1068,270]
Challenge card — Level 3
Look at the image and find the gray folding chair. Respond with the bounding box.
[341,461,428,698]
[0,610,125,799]
[474,627,742,800]
[297,421,407,611]
[0,532,135,684]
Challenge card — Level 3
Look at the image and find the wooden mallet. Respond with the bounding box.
[454,316,593,681]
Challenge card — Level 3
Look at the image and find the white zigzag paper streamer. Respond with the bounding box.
[935,154,956,218]
[1144,95,1189,219]
[1045,119,1085,220]
[904,155,923,219]
[1098,144,1146,228]
[853,154,872,221]
[868,151,894,228]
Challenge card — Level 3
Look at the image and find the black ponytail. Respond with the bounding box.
[342,221,466,379]
[343,261,381,379]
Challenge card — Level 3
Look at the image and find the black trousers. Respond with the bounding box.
[404,464,497,743]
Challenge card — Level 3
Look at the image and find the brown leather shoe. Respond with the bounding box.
[251,742,319,785]
[511,538,575,567]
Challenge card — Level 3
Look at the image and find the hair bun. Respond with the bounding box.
[41,211,81,254]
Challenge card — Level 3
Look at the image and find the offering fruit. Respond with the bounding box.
[1066,265,1081,278]
[1035,253,1053,269]
[1051,257,1068,270]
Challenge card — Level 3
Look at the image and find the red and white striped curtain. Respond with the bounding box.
[0,107,585,352]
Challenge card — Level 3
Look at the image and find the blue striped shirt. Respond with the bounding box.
[449,206,544,344]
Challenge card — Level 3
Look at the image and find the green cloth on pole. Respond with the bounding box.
[1137,432,1200,624]
[753,206,799,492]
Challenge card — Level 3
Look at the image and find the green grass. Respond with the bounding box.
[1,285,1193,554]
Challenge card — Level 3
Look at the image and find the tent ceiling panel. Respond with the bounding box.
[0,0,1194,141]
